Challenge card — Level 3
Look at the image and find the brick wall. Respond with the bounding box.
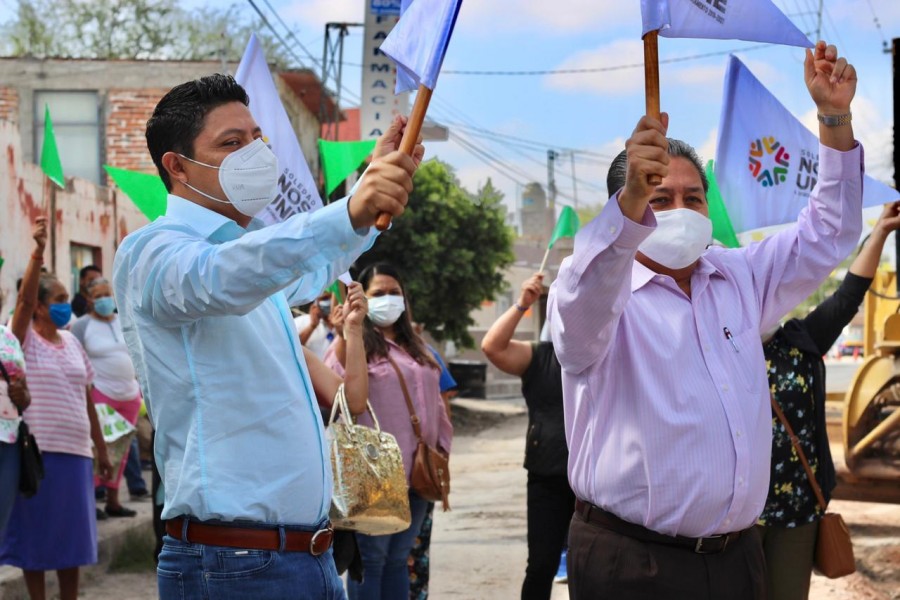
[0,121,149,312]
[106,88,167,173]
[0,87,18,126]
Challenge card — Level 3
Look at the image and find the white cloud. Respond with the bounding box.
[801,94,894,184]
[697,127,719,165]
[282,1,363,30]
[544,40,789,97]
[463,0,635,35]
[545,40,649,96]
[828,1,900,32]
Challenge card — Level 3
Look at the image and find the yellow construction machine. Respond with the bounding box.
[836,269,900,503]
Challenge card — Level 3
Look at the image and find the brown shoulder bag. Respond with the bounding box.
[387,355,451,511]
[770,394,855,578]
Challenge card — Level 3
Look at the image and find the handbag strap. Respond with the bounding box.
[386,354,425,443]
[327,383,382,432]
[769,394,827,512]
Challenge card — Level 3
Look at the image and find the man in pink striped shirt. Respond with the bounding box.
[548,41,862,600]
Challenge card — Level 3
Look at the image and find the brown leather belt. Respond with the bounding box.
[575,499,749,554]
[166,517,334,555]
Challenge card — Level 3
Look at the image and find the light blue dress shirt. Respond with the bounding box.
[113,194,376,525]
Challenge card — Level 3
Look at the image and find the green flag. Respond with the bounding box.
[103,165,168,221]
[40,105,65,189]
[705,160,740,248]
[318,139,377,196]
[326,280,344,304]
[548,205,580,249]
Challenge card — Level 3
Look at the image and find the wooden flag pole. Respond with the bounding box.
[643,30,663,187]
[538,246,551,274]
[375,84,434,231]
[42,176,57,272]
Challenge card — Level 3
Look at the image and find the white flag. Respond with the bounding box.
[715,55,896,233]
[641,0,811,48]
[236,34,323,225]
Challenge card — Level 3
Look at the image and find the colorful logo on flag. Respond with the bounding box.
[748,137,790,188]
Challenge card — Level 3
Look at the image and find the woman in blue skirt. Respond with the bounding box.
[0,217,113,599]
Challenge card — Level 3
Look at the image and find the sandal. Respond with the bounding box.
[105,504,137,518]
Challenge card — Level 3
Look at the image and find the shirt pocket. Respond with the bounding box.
[724,327,766,394]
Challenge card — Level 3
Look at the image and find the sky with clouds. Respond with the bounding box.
[258,0,900,225]
[3,0,896,226]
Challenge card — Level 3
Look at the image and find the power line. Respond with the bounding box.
[863,0,889,50]
[342,42,777,77]
[258,0,323,71]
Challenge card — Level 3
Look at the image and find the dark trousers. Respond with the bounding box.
[522,473,576,600]
[567,511,767,600]
[123,437,148,494]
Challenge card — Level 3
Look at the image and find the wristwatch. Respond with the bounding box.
[817,112,852,127]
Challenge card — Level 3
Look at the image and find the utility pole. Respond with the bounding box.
[547,150,559,211]
[569,152,579,209]
[816,0,823,42]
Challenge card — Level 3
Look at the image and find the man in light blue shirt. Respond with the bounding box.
[113,74,421,599]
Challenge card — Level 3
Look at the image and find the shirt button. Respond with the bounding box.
[703,345,710,352]
[725,518,731,526]
[722,384,729,392]
[738,477,745,485]
[609,226,616,234]
[736,430,743,438]
[340,243,348,251]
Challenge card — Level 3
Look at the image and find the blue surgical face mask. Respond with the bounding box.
[93,297,116,317]
[49,303,72,327]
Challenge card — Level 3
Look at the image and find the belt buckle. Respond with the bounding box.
[694,534,727,554]
[309,527,333,556]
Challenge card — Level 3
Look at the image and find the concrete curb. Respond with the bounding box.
[0,497,154,600]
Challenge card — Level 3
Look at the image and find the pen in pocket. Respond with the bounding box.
[723,327,739,353]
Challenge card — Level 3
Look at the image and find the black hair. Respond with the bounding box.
[606,139,708,198]
[79,265,101,281]
[357,263,438,369]
[146,74,250,191]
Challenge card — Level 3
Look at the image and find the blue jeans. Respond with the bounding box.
[0,442,20,533]
[157,522,345,600]
[348,491,430,600]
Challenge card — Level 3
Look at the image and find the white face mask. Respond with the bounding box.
[179,138,279,217]
[638,208,712,270]
[367,295,405,327]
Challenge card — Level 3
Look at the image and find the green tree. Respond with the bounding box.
[1,0,290,66]
[355,160,515,348]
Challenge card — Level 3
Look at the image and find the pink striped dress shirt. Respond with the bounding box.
[548,144,863,538]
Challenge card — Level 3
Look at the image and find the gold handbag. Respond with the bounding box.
[327,384,411,535]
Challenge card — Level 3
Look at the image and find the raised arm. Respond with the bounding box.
[548,198,656,375]
[850,201,900,279]
[482,273,542,376]
[298,306,321,346]
[745,42,863,334]
[798,200,900,353]
[339,283,369,416]
[116,198,375,325]
[11,217,48,345]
